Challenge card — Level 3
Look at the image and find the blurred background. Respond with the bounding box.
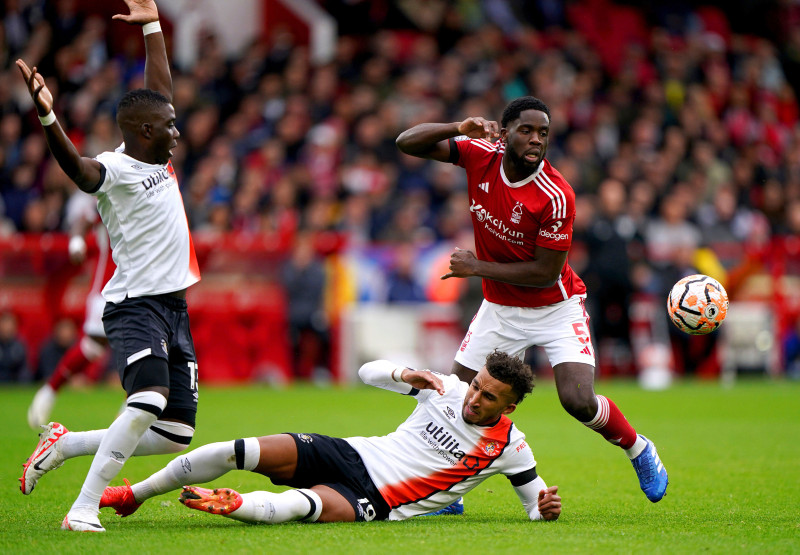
[0,0,798,389]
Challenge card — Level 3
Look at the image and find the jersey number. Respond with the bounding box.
[187,361,198,390]
[572,323,590,345]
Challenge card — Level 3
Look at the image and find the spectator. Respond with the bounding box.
[280,231,329,382]
[385,242,427,304]
[34,317,78,382]
[0,310,29,382]
[2,0,800,381]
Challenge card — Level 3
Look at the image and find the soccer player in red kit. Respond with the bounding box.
[396,96,668,505]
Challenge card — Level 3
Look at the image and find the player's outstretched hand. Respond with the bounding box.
[538,486,561,521]
[457,117,499,140]
[441,247,478,280]
[15,60,53,116]
[402,370,445,396]
[113,0,159,25]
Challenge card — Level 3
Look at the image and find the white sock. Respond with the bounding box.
[58,430,106,459]
[132,437,260,502]
[228,489,322,523]
[57,421,189,460]
[70,391,166,510]
[625,436,647,460]
[133,420,194,456]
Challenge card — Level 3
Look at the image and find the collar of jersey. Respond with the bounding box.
[500,159,544,189]
[119,152,168,168]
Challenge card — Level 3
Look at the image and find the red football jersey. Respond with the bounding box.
[452,137,586,308]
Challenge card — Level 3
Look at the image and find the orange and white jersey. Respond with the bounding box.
[92,146,200,302]
[346,372,536,520]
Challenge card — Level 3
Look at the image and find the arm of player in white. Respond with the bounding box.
[358,360,414,394]
[513,475,549,521]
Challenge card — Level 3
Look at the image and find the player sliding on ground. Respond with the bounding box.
[100,351,561,523]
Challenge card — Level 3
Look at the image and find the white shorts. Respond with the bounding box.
[83,292,107,338]
[454,296,595,371]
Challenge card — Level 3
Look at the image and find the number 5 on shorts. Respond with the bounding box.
[572,322,590,345]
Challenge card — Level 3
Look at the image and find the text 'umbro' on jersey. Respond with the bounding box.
[92,147,200,302]
[452,137,586,307]
[346,374,536,520]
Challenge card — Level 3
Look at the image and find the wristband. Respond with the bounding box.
[142,21,162,36]
[391,368,404,383]
[68,235,87,259]
[38,111,56,126]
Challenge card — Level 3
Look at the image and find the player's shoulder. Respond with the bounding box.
[456,136,503,157]
[442,372,466,390]
[540,159,574,195]
[94,147,130,171]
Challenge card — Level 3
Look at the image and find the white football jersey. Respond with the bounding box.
[346,373,536,520]
[92,146,200,302]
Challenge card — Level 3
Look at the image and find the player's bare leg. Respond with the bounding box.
[554,361,668,502]
[450,361,477,384]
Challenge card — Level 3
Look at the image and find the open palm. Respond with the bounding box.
[112,0,159,25]
[15,60,53,115]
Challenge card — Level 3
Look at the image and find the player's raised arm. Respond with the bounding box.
[358,360,445,395]
[113,0,171,101]
[396,117,500,162]
[15,60,103,193]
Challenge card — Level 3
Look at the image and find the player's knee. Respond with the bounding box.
[152,420,194,452]
[124,390,168,435]
[558,391,596,422]
[80,335,106,360]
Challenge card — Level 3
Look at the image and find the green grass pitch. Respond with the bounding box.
[1,378,798,554]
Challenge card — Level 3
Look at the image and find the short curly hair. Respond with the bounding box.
[485,350,535,404]
[117,88,170,120]
[501,96,551,128]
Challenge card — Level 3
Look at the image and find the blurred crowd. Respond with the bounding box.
[2,0,800,381]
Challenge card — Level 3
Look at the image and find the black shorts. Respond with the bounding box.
[103,294,198,424]
[275,433,390,521]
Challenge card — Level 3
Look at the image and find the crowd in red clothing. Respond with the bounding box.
[1,0,799,381]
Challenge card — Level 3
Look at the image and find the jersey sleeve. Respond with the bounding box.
[513,474,549,520]
[92,151,119,196]
[451,136,495,173]
[501,434,537,477]
[358,360,415,395]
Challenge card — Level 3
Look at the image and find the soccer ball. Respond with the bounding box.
[667,274,729,335]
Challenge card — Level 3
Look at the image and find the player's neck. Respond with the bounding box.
[122,146,163,166]
[502,157,539,183]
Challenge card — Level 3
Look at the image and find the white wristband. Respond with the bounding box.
[391,368,405,383]
[142,21,162,36]
[68,235,87,259]
[38,111,56,126]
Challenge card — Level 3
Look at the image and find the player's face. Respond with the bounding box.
[462,367,518,426]
[502,109,549,173]
[148,103,180,165]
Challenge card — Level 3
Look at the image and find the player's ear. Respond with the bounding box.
[140,122,152,139]
[502,402,517,416]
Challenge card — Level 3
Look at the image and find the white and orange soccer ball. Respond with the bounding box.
[667,274,729,335]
